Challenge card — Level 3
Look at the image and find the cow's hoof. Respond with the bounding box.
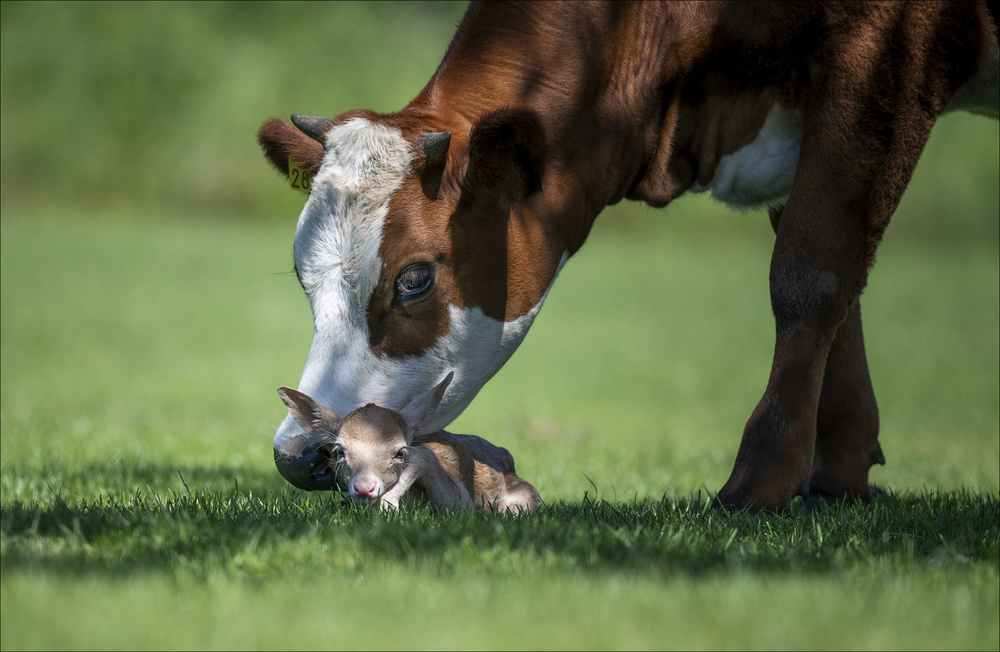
[801,484,887,511]
[713,489,790,514]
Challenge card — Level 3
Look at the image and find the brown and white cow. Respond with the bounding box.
[258,1,998,512]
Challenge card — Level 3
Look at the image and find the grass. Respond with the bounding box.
[2,183,997,648]
[2,485,998,649]
[2,1,998,649]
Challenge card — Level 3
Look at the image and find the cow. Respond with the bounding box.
[257,1,998,512]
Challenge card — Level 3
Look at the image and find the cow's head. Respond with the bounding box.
[258,109,565,490]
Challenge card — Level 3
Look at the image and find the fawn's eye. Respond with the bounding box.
[328,445,344,463]
[392,447,409,464]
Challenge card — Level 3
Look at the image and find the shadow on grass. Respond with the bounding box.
[2,461,997,580]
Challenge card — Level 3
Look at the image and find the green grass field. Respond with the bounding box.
[2,159,998,648]
[2,2,998,650]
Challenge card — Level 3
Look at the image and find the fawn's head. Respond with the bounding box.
[276,373,452,502]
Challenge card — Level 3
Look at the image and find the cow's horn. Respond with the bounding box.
[291,114,333,143]
[419,131,451,165]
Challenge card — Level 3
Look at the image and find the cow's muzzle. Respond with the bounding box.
[273,442,341,491]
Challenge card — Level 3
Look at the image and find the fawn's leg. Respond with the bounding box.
[379,446,473,511]
[410,446,474,511]
[379,453,426,509]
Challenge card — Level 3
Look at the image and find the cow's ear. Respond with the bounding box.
[465,109,545,209]
[257,118,325,179]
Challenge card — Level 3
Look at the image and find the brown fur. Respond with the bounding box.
[262,1,998,511]
[277,377,541,515]
[411,431,541,513]
[257,117,324,176]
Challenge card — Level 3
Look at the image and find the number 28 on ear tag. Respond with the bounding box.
[288,157,313,193]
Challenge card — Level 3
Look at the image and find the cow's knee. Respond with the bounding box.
[769,254,856,341]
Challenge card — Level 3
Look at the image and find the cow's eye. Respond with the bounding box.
[395,263,434,300]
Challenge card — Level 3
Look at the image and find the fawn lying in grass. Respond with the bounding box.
[276,373,541,515]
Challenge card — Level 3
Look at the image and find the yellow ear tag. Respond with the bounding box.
[288,157,313,193]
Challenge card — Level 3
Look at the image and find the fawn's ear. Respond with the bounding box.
[398,372,454,441]
[277,386,342,437]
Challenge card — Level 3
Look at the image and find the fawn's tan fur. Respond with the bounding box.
[277,374,540,515]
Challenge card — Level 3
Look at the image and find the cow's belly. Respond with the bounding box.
[692,103,803,210]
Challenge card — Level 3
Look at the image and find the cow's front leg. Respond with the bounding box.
[762,207,886,505]
[716,19,944,510]
[809,297,885,504]
[718,212,869,512]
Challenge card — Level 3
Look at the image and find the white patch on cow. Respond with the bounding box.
[276,260,567,455]
[945,44,999,118]
[692,103,802,210]
[273,115,569,457]
[276,117,414,457]
[295,118,412,318]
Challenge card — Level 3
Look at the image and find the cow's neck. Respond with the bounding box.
[406,2,808,245]
[405,2,723,255]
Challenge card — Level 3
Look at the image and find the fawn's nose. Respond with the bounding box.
[351,478,378,499]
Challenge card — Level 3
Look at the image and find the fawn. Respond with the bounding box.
[276,373,541,515]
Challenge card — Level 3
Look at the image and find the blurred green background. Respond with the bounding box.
[1,1,468,220]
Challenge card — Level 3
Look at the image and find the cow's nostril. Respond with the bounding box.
[312,467,334,484]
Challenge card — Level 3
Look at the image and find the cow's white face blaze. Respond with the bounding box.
[271,116,564,489]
